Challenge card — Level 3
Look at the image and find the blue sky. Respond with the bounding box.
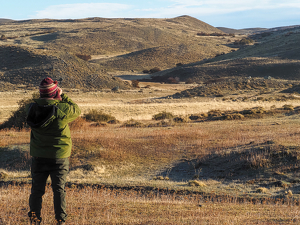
[1,0,300,29]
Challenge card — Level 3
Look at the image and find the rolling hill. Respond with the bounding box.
[0,15,233,90]
[148,26,300,83]
[0,15,300,90]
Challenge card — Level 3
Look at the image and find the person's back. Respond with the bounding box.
[26,77,81,225]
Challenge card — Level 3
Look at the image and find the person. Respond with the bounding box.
[26,77,81,225]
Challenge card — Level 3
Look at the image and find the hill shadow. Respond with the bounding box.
[157,142,300,184]
[31,32,59,43]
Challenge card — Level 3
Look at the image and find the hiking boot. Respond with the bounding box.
[29,212,41,225]
[56,220,65,225]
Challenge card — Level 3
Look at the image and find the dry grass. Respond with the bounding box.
[2,87,300,123]
[1,184,300,225]
[1,93,300,224]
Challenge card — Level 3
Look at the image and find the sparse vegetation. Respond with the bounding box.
[83,109,116,122]
[0,93,39,130]
[1,15,300,224]
[234,38,254,45]
[75,53,92,61]
[152,111,175,120]
[131,80,140,88]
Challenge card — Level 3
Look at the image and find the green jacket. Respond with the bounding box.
[26,93,81,158]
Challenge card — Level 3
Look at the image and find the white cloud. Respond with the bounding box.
[30,1,300,28]
[33,3,132,19]
[136,0,300,21]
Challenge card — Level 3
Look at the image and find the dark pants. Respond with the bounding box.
[28,157,69,222]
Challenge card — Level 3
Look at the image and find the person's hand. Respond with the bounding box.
[57,87,63,96]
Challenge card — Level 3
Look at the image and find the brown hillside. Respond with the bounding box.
[0,16,224,55]
[93,42,231,72]
[0,45,130,90]
[152,27,300,82]
[0,16,232,88]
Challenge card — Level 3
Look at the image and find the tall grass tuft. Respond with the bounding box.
[83,109,116,122]
[152,111,175,120]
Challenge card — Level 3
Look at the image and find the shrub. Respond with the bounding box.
[283,104,294,110]
[121,119,144,128]
[0,93,39,130]
[223,113,244,120]
[173,116,190,123]
[234,38,254,45]
[188,180,206,187]
[83,109,116,122]
[167,77,179,84]
[149,67,161,73]
[0,171,8,180]
[256,187,268,193]
[152,111,174,120]
[0,35,7,40]
[131,80,140,88]
[75,54,91,61]
[142,69,150,74]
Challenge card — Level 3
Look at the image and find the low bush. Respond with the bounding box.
[121,119,144,128]
[0,93,39,130]
[283,104,294,110]
[149,67,161,73]
[83,109,116,122]
[132,80,140,88]
[152,111,174,120]
[234,38,254,45]
[75,54,91,61]
[188,180,206,187]
[173,116,190,123]
[0,35,7,40]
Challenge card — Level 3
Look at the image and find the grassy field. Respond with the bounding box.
[1,82,300,224]
[1,184,299,224]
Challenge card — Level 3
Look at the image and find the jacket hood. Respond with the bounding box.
[26,103,57,128]
[26,99,59,128]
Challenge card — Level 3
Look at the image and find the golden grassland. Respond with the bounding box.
[1,184,300,225]
[2,83,300,224]
[1,81,300,122]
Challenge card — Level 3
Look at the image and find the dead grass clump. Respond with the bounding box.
[0,171,8,180]
[189,114,208,120]
[121,119,145,128]
[75,54,91,61]
[152,111,175,120]
[148,119,176,127]
[149,67,161,73]
[90,122,108,127]
[153,176,169,180]
[282,104,294,110]
[207,110,224,117]
[173,116,190,123]
[188,180,206,187]
[83,109,116,122]
[223,113,244,120]
[131,80,140,88]
[256,187,268,193]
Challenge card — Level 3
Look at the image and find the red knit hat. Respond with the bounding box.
[39,77,59,98]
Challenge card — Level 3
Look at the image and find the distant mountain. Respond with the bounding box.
[217,27,268,35]
[218,25,300,35]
